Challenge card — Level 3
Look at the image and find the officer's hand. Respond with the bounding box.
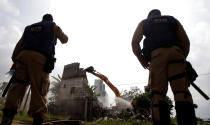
[140,59,149,69]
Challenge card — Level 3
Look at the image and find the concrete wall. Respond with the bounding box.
[54,63,93,121]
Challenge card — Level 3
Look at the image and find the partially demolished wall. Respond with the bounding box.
[54,63,92,121]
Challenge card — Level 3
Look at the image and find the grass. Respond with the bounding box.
[1,110,210,125]
[47,113,71,121]
[84,118,210,125]
[85,118,152,125]
[14,110,32,122]
[14,111,71,122]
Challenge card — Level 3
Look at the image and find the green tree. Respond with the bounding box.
[0,82,8,94]
[134,86,173,119]
[120,87,142,101]
[121,86,173,120]
[87,84,99,97]
[0,82,7,110]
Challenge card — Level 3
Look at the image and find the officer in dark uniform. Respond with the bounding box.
[132,9,197,125]
[1,14,68,125]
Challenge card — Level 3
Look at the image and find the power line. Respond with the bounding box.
[106,72,210,86]
[115,72,210,86]
[116,82,147,86]
[199,73,210,76]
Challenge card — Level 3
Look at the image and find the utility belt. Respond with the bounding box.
[22,48,56,73]
[142,43,178,62]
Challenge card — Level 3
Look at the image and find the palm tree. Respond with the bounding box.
[48,74,62,114]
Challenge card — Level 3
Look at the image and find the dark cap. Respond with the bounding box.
[147,9,161,19]
[42,14,53,21]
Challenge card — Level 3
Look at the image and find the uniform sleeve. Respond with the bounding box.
[131,21,144,61]
[11,35,24,62]
[176,20,190,58]
[54,25,68,44]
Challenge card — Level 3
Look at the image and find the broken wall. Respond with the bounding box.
[54,63,93,121]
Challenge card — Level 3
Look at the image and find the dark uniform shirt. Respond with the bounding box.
[12,23,68,61]
[132,17,190,62]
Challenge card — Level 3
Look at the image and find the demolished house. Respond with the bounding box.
[53,63,96,121]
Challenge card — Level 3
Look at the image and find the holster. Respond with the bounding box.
[43,57,56,73]
[185,61,198,83]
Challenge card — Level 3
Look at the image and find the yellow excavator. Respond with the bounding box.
[84,66,120,97]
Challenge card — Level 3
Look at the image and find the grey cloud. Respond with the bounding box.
[0,0,51,84]
[187,0,210,24]
[0,0,20,16]
[189,21,210,72]
[0,0,22,83]
[0,46,13,83]
[0,13,23,73]
[0,24,22,48]
[187,0,210,118]
[192,78,210,118]
[0,0,210,118]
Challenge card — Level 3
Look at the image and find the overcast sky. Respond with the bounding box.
[0,0,210,118]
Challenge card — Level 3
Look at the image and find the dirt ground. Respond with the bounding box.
[11,121,26,125]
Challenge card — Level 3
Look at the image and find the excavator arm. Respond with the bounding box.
[85,66,120,97]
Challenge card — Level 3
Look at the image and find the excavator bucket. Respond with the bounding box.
[84,66,95,73]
